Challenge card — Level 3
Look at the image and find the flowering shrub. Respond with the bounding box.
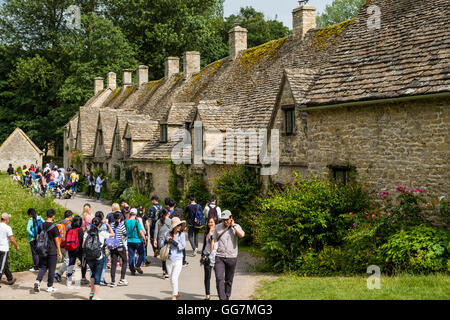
[68,149,84,168]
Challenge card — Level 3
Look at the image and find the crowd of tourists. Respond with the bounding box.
[0,194,245,300]
[6,161,105,202]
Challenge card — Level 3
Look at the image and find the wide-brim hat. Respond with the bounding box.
[170,217,186,232]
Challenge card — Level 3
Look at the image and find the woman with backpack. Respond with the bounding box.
[82,217,114,300]
[160,217,186,300]
[108,212,128,287]
[154,208,171,279]
[65,216,88,286]
[91,211,109,286]
[26,208,44,272]
[200,217,218,300]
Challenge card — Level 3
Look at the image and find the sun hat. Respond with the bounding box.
[1,213,11,221]
[220,210,232,220]
[169,217,186,232]
[130,208,138,215]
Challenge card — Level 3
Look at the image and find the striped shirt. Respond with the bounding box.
[111,222,127,248]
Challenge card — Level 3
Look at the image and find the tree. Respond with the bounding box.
[316,0,366,27]
[222,7,291,49]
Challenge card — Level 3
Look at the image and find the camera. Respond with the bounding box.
[168,239,179,248]
[200,255,210,266]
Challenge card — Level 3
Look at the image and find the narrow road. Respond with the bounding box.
[0,195,266,300]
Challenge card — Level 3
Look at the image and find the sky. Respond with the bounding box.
[224,0,335,29]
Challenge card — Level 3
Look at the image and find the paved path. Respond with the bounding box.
[0,195,266,300]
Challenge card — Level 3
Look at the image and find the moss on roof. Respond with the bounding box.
[240,37,287,71]
[313,19,355,50]
[193,58,226,83]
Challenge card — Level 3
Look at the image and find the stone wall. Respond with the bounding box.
[132,161,172,200]
[276,97,450,199]
[0,132,42,171]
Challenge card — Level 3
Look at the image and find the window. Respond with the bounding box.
[98,129,103,145]
[160,124,168,143]
[126,138,132,157]
[328,165,354,185]
[284,108,295,136]
[115,133,121,151]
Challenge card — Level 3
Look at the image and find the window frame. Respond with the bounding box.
[282,105,295,136]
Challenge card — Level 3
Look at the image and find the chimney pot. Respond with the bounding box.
[136,65,149,88]
[183,51,201,80]
[107,72,116,90]
[94,77,104,95]
[229,25,248,60]
[292,4,316,38]
[123,69,133,87]
[165,57,180,79]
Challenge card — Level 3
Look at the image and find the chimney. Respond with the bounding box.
[123,69,133,87]
[292,3,316,38]
[136,65,149,88]
[107,72,116,90]
[229,25,248,60]
[183,51,201,80]
[165,57,180,79]
[94,77,104,95]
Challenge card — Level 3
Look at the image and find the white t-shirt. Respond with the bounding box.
[0,223,13,252]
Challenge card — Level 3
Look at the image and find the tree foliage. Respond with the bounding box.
[316,0,366,27]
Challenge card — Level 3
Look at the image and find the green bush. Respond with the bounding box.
[252,175,372,273]
[110,180,131,202]
[185,174,210,209]
[0,174,66,272]
[378,225,450,274]
[119,187,150,208]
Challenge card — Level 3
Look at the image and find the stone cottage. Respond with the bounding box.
[0,128,43,172]
[63,0,449,200]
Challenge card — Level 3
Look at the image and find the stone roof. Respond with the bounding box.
[78,107,100,157]
[124,120,160,142]
[196,102,239,131]
[131,141,179,161]
[0,128,43,155]
[304,0,450,106]
[97,109,122,155]
[283,68,319,105]
[167,103,197,125]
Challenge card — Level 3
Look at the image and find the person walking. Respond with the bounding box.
[106,203,123,225]
[95,173,105,202]
[125,208,146,276]
[154,208,171,279]
[148,196,162,257]
[109,212,128,287]
[211,210,245,301]
[138,205,151,266]
[120,200,131,221]
[168,199,188,266]
[200,217,218,300]
[26,208,44,272]
[70,169,79,198]
[54,210,73,283]
[7,164,14,176]
[82,217,114,300]
[161,217,186,300]
[0,213,19,287]
[81,203,93,231]
[65,216,88,286]
[34,209,63,293]
[91,211,109,286]
[185,195,204,257]
[203,195,221,222]
[87,170,95,198]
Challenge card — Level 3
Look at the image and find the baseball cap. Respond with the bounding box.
[1,213,11,220]
[220,210,232,220]
[130,208,138,215]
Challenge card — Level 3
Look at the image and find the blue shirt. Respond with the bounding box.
[160,231,186,261]
[125,218,144,244]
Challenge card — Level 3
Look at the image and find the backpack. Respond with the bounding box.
[56,221,71,248]
[207,204,218,221]
[33,219,43,238]
[36,224,56,257]
[84,230,102,260]
[65,228,80,252]
[105,225,121,250]
[193,204,205,228]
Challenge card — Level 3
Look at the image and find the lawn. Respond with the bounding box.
[0,173,66,272]
[252,274,450,300]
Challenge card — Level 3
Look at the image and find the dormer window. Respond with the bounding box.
[160,124,168,143]
[115,132,121,151]
[125,137,132,157]
[98,129,103,145]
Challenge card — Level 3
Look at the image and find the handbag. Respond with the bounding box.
[159,243,170,261]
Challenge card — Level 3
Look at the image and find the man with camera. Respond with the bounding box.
[210,210,245,300]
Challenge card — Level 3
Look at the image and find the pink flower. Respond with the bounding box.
[387,212,391,217]
[353,223,357,226]
[413,188,418,193]
[372,214,376,219]
[396,185,405,191]
[405,189,410,194]
[349,212,353,217]
[418,189,424,193]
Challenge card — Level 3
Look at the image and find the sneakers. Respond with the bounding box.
[118,279,128,286]
[163,273,169,279]
[81,278,90,285]
[192,248,198,257]
[183,261,189,267]
[46,287,58,293]
[29,268,38,272]
[135,267,143,274]
[99,280,108,286]
[109,282,117,288]
[6,278,16,285]
[89,292,94,300]
[34,281,40,293]
[54,273,62,283]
